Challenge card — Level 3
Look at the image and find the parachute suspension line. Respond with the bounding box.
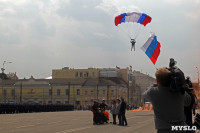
[117,25,132,40]
[134,25,142,40]
[127,23,132,39]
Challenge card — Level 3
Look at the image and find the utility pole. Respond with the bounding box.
[127,70,130,104]
[107,85,109,104]
[1,61,12,103]
[49,83,53,104]
[51,85,53,104]
[20,82,22,103]
[68,82,70,104]
[196,67,199,85]
[96,85,99,100]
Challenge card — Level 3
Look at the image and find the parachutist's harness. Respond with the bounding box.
[130,39,136,51]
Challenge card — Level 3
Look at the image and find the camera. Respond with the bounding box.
[167,58,187,94]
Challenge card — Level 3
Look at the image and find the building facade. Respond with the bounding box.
[0,67,156,108]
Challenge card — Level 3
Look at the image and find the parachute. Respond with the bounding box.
[115,12,152,26]
[115,12,152,51]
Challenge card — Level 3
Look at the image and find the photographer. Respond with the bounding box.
[184,76,197,132]
[143,66,191,133]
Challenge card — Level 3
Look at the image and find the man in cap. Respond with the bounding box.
[99,99,107,111]
[99,99,108,123]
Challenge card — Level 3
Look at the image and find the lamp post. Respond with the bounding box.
[1,61,12,74]
[1,61,12,103]
[49,83,53,104]
[195,66,199,85]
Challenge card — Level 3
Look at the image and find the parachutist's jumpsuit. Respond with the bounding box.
[131,40,136,51]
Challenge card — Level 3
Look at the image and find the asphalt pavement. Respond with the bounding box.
[0,110,156,133]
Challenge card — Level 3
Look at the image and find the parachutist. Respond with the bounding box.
[131,39,136,51]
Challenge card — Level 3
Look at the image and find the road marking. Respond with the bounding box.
[126,116,139,119]
[137,118,154,124]
[16,125,35,129]
[34,119,43,121]
[5,120,20,124]
[55,126,92,133]
[48,121,62,124]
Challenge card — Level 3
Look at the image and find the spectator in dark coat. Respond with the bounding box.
[120,97,128,126]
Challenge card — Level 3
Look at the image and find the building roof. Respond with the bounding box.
[0,77,127,87]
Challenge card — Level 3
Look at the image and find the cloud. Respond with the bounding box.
[0,0,199,79]
[187,8,200,20]
[94,32,113,39]
[96,0,141,16]
[0,0,27,5]
[163,0,200,5]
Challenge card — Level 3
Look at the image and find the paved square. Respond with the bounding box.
[0,110,156,133]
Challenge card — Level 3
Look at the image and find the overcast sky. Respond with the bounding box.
[0,0,200,81]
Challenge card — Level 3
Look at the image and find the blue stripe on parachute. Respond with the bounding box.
[137,13,147,24]
[121,13,127,17]
[145,36,158,58]
[120,13,127,23]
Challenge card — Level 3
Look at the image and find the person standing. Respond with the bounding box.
[184,76,197,133]
[143,67,191,133]
[91,101,100,124]
[120,97,128,126]
[99,99,107,111]
[116,99,122,125]
[110,100,117,124]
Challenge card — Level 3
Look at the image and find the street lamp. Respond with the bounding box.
[1,61,12,73]
[1,61,12,103]
[49,83,53,104]
[195,66,199,85]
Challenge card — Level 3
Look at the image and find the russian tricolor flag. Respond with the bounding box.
[141,33,161,65]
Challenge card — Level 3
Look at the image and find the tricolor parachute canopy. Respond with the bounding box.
[115,12,152,27]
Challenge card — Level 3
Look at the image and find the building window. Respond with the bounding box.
[65,89,69,96]
[65,101,69,104]
[11,89,15,97]
[48,101,52,104]
[49,89,52,96]
[84,72,89,77]
[91,90,93,96]
[57,89,61,96]
[85,91,88,96]
[75,72,78,77]
[3,90,7,96]
[80,72,82,77]
[103,90,105,95]
[111,90,114,96]
[56,101,61,104]
[77,89,80,96]
[92,72,95,77]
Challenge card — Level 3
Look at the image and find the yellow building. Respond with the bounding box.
[0,76,127,108]
[52,67,99,79]
[0,67,155,108]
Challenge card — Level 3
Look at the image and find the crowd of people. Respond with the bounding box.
[0,104,74,114]
[91,58,199,133]
[91,97,128,126]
